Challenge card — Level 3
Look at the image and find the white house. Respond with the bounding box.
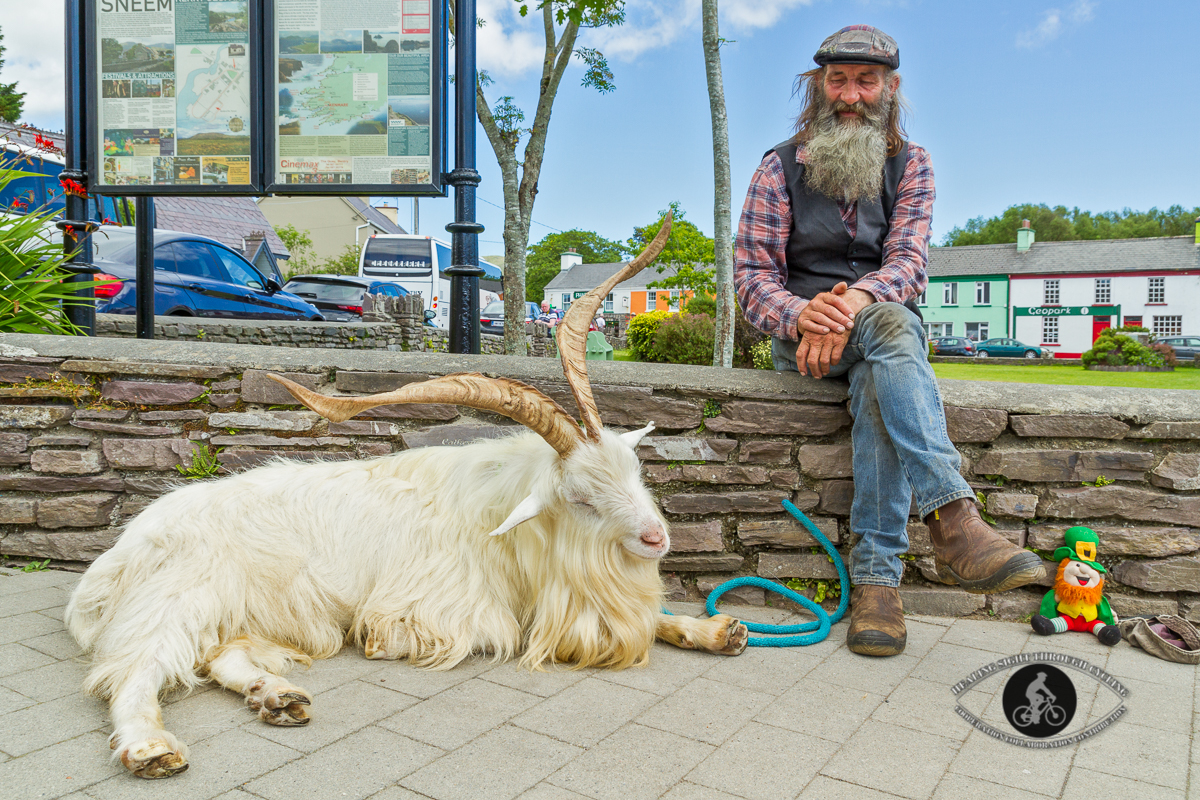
[542,250,690,316]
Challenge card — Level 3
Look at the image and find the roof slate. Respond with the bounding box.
[929,236,1199,278]
[544,262,686,293]
[344,198,407,235]
[153,197,290,258]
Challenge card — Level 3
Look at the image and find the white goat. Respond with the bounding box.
[65,214,748,779]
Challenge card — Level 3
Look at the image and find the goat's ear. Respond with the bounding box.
[619,422,655,450]
[486,493,546,537]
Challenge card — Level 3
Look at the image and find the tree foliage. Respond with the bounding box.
[941,203,1200,247]
[628,203,716,294]
[0,31,26,123]
[524,229,627,302]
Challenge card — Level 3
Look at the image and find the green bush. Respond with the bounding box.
[682,292,716,317]
[649,312,715,365]
[732,303,766,368]
[1082,331,1165,368]
[626,310,670,361]
[1151,342,1178,366]
[751,338,773,369]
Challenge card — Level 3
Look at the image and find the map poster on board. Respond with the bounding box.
[89,0,260,193]
[268,0,445,195]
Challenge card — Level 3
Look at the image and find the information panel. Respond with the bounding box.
[267,0,445,195]
[88,0,262,193]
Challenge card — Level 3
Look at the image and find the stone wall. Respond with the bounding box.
[2,332,1198,623]
[94,294,557,357]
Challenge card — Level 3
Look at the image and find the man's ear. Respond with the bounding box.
[888,72,901,93]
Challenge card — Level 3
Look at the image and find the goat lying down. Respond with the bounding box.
[64,214,749,779]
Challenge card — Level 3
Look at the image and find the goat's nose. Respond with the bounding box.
[640,526,665,546]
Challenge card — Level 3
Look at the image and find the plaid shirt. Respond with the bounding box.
[733,142,934,341]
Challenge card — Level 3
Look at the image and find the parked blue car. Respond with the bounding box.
[974,338,1045,358]
[91,227,324,320]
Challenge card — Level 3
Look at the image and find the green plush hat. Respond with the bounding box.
[1053,526,1106,574]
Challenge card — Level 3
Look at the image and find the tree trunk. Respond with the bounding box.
[702,0,735,367]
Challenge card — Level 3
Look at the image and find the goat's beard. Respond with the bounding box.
[803,87,893,204]
[1055,561,1105,608]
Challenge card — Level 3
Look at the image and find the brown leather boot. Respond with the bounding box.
[925,498,1045,594]
[847,585,906,657]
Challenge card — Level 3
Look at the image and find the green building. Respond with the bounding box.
[918,271,1010,341]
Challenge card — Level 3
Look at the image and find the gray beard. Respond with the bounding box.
[803,98,890,204]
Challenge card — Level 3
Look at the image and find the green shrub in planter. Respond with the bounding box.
[649,313,716,365]
[751,338,773,369]
[1082,331,1165,368]
[625,310,670,361]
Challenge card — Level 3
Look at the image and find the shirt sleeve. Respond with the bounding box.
[733,152,809,341]
[849,143,935,305]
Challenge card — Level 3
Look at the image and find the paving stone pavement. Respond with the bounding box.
[1,568,1196,800]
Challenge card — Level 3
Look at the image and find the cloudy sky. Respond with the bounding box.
[6,0,1199,257]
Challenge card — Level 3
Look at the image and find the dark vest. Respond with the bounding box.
[769,140,919,320]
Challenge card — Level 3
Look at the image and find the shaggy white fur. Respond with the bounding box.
[66,426,748,779]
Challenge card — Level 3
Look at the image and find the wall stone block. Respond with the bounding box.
[738,516,840,548]
[70,420,178,437]
[30,449,103,475]
[358,403,459,421]
[31,435,92,447]
[660,553,744,572]
[0,405,74,429]
[1150,453,1200,491]
[208,434,351,448]
[217,449,358,473]
[987,590,1044,620]
[102,439,195,470]
[118,495,157,520]
[906,521,935,555]
[737,441,791,464]
[0,475,125,492]
[944,407,1007,443]
[644,464,769,485]
[1009,414,1129,439]
[703,402,850,435]
[1028,523,1200,557]
[660,573,686,601]
[1130,422,1200,439]
[768,470,800,489]
[758,553,840,580]
[898,585,986,616]
[209,411,318,432]
[101,380,206,405]
[335,372,433,392]
[139,410,206,421]
[1108,595,1179,618]
[537,384,702,430]
[401,421,517,449]
[1113,556,1200,593]
[696,575,766,606]
[0,528,121,562]
[1039,486,1200,527]
[818,480,854,516]
[661,491,791,515]
[797,444,853,479]
[987,493,1039,519]
[0,431,30,454]
[241,370,322,404]
[974,450,1154,483]
[327,420,401,436]
[637,436,736,462]
[0,497,36,524]
[36,493,118,529]
[668,521,724,553]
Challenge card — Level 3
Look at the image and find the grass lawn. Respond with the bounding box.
[931,362,1200,389]
[612,348,636,362]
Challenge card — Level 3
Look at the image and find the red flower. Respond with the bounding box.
[9,198,27,210]
[59,177,88,198]
[102,217,117,225]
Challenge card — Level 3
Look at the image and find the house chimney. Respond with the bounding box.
[560,247,582,272]
[1017,219,1035,253]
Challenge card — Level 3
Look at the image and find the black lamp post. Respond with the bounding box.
[59,0,97,335]
[443,0,485,354]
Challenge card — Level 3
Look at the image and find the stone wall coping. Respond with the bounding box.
[4,332,1199,421]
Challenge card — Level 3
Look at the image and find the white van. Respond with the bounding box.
[358,234,502,328]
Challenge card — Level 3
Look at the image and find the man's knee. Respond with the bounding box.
[858,302,924,348]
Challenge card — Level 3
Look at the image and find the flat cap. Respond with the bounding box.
[813,25,899,70]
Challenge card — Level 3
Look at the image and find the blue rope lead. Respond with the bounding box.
[704,499,850,647]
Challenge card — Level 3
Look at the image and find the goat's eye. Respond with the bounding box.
[569,497,595,511]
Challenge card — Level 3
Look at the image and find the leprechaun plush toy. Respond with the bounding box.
[1030,526,1121,646]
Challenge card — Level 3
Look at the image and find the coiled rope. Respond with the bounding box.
[670,499,849,647]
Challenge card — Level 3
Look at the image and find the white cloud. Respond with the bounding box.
[1,6,67,130]
[723,0,817,30]
[1017,0,1096,49]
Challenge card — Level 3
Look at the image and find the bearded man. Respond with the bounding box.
[734,25,1045,657]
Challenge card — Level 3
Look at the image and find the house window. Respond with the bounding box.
[965,322,989,341]
[1153,316,1182,336]
[975,282,990,305]
[604,293,614,313]
[916,289,927,306]
[1044,279,1060,305]
[1095,278,1111,304]
[1042,317,1059,343]
[1125,315,1142,328]
[669,290,680,311]
[924,322,952,337]
[943,283,958,305]
[1148,277,1165,303]
[561,293,571,310]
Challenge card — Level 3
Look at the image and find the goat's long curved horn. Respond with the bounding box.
[556,211,674,440]
[269,373,585,457]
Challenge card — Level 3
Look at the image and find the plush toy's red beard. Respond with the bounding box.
[1056,560,1104,607]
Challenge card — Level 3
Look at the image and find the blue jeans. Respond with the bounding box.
[772,302,975,587]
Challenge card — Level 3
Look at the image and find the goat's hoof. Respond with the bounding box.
[252,688,312,726]
[120,739,189,779]
[260,701,311,726]
[708,615,749,656]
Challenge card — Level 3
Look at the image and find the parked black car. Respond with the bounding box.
[91,228,323,320]
[480,300,542,335]
[282,275,408,322]
[930,336,975,357]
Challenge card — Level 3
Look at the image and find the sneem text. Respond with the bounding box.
[101,0,174,13]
